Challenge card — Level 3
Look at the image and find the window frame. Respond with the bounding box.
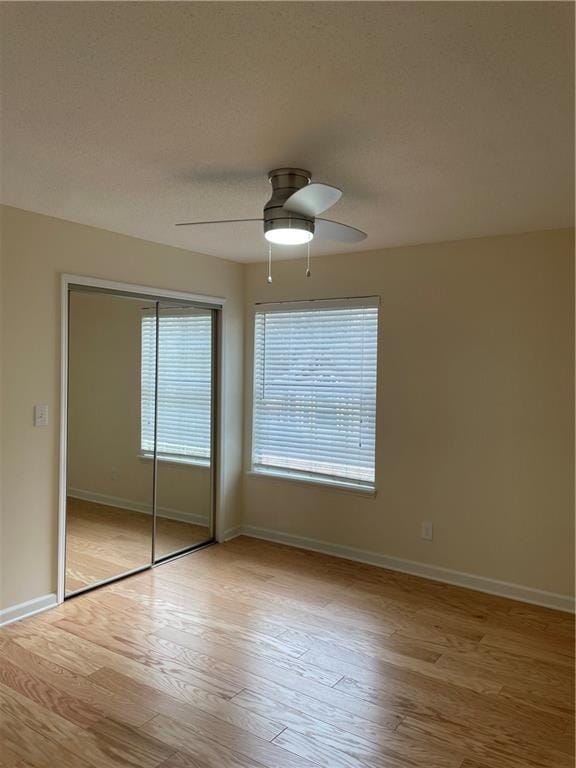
[249,296,380,493]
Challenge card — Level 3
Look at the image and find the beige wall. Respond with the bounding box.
[67,291,211,523]
[0,206,573,612]
[243,229,575,597]
[0,205,244,609]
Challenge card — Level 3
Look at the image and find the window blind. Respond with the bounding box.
[252,298,378,488]
[141,309,212,463]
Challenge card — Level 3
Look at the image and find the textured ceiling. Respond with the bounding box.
[0,2,573,262]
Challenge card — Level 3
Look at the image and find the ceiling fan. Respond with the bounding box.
[176,167,367,247]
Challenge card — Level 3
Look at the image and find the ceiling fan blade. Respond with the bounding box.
[175,218,263,227]
[283,183,342,217]
[315,218,367,243]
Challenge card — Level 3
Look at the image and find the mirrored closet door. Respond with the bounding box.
[153,302,215,561]
[65,285,217,597]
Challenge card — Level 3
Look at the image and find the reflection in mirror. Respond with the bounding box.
[65,290,154,594]
[151,303,214,560]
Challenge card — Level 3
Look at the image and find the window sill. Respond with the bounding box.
[247,468,377,497]
[139,452,210,469]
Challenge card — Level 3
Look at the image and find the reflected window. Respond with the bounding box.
[141,309,212,465]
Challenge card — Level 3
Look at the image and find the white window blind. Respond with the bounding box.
[252,298,378,489]
[141,309,212,464]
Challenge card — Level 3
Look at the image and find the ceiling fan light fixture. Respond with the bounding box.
[175,168,367,260]
[264,227,314,245]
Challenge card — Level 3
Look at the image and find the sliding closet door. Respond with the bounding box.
[152,302,216,561]
[65,289,154,595]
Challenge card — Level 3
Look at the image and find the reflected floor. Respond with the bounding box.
[65,497,210,594]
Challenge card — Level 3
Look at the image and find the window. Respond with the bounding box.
[141,309,212,464]
[251,298,378,490]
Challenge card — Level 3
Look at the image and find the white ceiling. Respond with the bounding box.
[0,2,573,263]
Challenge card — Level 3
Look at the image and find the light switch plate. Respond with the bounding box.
[34,404,48,427]
[421,521,434,541]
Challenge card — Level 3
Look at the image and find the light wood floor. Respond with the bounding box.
[1,536,574,768]
[65,498,211,593]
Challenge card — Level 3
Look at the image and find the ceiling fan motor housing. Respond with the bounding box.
[263,168,315,239]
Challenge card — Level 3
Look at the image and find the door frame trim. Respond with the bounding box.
[57,273,225,603]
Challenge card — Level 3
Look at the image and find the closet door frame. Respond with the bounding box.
[57,274,225,604]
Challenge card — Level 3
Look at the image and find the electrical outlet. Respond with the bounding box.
[111,469,120,481]
[421,521,433,541]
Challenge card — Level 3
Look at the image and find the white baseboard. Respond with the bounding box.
[222,526,244,542]
[234,525,575,614]
[68,489,210,527]
[0,593,58,628]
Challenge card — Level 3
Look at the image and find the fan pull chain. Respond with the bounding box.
[267,242,273,284]
[306,240,311,278]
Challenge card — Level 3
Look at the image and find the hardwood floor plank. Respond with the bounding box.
[88,666,285,741]
[193,637,405,727]
[154,567,335,615]
[402,712,575,760]
[156,747,264,768]
[3,624,103,675]
[231,685,399,749]
[154,625,342,687]
[479,629,574,665]
[387,628,482,656]
[95,590,308,659]
[38,612,185,671]
[497,682,574,719]
[248,664,569,756]
[332,671,566,735]
[52,620,243,700]
[86,718,177,766]
[141,712,320,768]
[55,596,168,635]
[397,716,574,768]
[105,585,288,640]
[0,681,169,768]
[232,674,401,735]
[292,636,501,695]
[507,604,575,628]
[272,728,372,768]
[0,709,93,768]
[279,627,443,674]
[0,537,572,767]
[150,621,308,665]
[0,650,102,728]
[272,725,461,768]
[0,637,155,727]
[232,687,461,767]
[152,567,399,644]
[0,742,35,768]
[385,613,487,648]
[435,644,573,691]
[416,606,573,653]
